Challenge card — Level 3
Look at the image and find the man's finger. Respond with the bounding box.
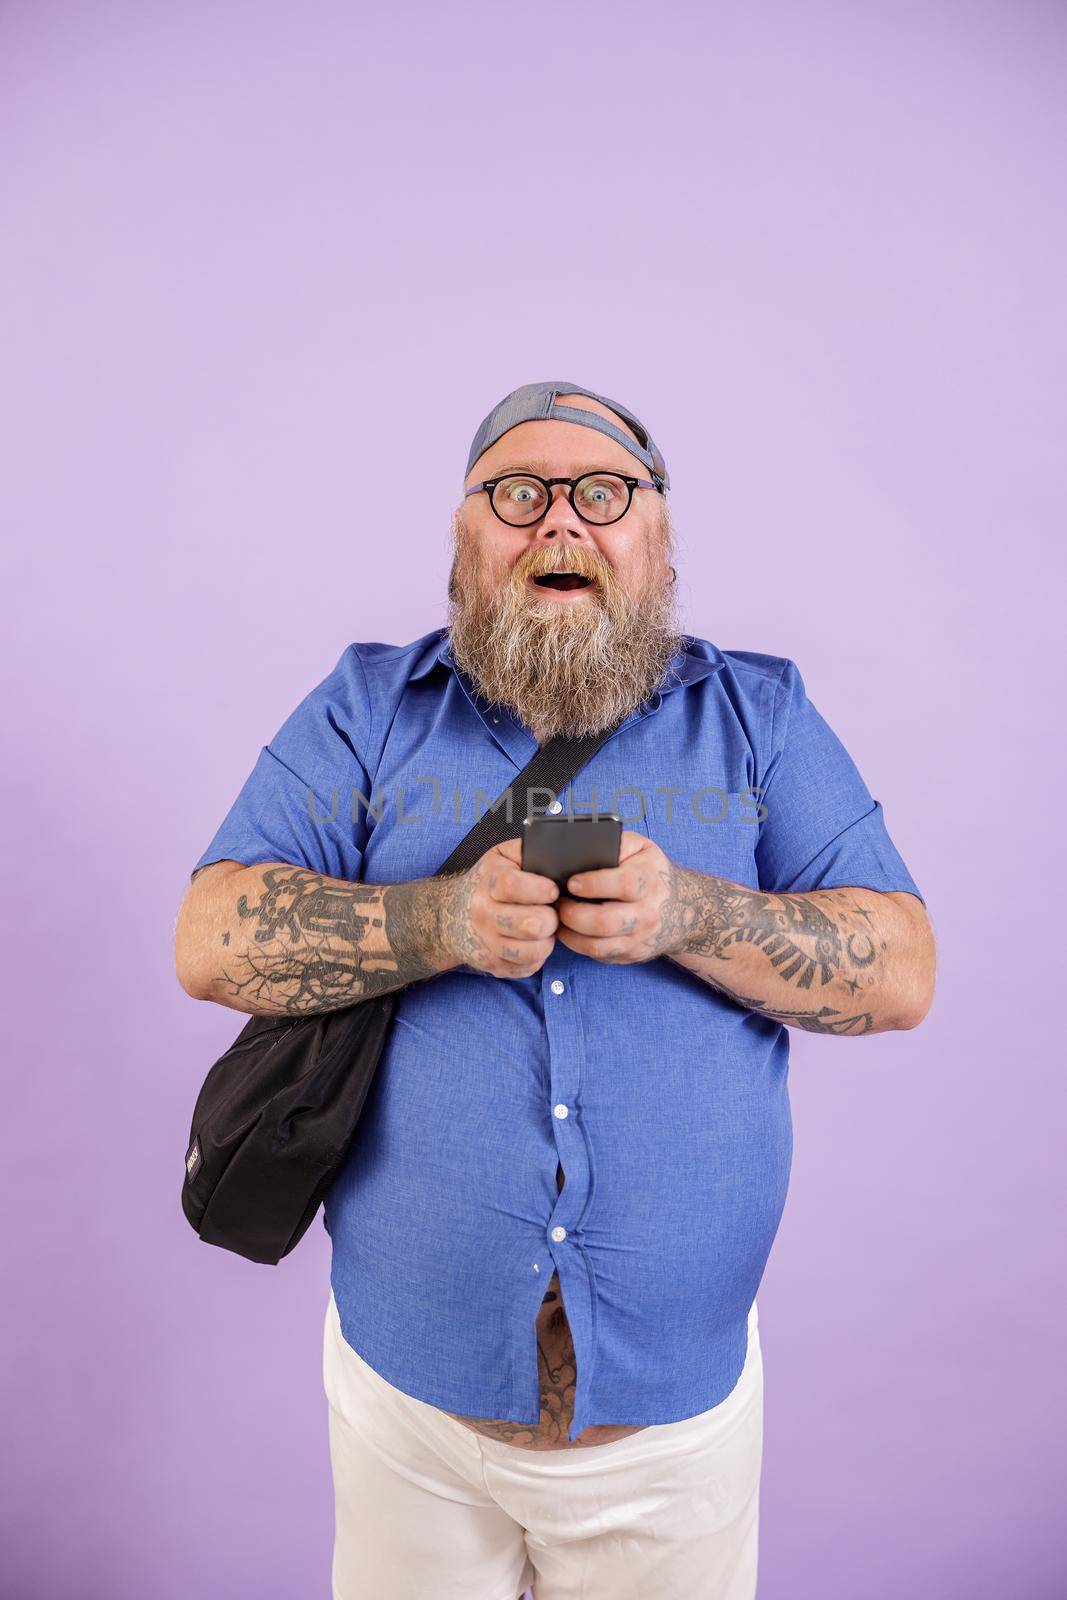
[557,897,638,937]
[491,905,558,940]
[555,927,634,963]
[565,863,640,902]
[484,839,558,902]
[497,936,555,970]
[617,830,650,862]
[489,864,560,904]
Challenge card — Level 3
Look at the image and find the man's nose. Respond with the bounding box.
[534,485,588,541]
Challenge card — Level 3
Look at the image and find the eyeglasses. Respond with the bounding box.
[465,471,663,528]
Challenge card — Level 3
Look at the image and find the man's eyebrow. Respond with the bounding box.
[479,463,632,479]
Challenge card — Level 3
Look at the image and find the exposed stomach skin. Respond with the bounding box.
[440,1163,650,1451]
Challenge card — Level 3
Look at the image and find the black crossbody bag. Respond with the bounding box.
[181,725,618,1265]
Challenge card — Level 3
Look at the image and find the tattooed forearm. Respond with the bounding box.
[658,871,845,985]
[662,868,929,1034]
[200,865,460,1016]
[177,837,562,1012]
[688,971,875,1035]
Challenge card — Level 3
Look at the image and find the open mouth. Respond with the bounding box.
[531,572,594,591]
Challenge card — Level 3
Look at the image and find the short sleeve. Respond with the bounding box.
[191,646,376,883]
[754,661,925,906]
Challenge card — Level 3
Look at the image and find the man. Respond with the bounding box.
[175,381,935,1599]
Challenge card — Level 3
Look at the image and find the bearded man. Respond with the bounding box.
[176,380,935,1600]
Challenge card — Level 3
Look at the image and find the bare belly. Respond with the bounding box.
[441,1162,649,1451]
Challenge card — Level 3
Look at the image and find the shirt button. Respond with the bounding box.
[550,979,565,995]
[553,1103,569,1119]
[551,1226,567,1242]
[547,799,563,814]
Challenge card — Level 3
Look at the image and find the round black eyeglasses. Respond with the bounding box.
[464,471,663,528]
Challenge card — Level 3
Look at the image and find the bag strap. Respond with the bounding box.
[434,723,625,878]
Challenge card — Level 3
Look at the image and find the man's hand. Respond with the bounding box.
[441,838,560,979]
[555,831,682,965]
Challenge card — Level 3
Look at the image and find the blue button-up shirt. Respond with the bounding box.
[194,627,922,1442]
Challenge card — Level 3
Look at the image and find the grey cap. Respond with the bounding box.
[465,380,670,491]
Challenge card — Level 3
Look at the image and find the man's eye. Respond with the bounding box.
[578,478,622,505]
[503,481,545,504]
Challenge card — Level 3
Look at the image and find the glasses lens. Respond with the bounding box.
[492,476,549,524]
[573,474,631,524]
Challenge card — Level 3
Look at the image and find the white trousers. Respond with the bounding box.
[323,1291,763,1600]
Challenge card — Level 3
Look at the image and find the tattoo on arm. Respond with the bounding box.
[436,865,484,970]
[659,867,888,1033]
[658,870,844,983]
[691,972,875,1035]
[214,866,449,1015]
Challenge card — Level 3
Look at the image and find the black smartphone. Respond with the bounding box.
[521,812,622,899]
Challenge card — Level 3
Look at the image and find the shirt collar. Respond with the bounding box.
[657,637,726,695]
[409,628,726,695]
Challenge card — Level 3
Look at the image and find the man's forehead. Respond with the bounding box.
[467,414,643,483]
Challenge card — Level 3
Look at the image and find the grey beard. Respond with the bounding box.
[446,561,685,743]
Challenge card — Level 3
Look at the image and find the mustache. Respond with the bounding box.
[510,544,614,586]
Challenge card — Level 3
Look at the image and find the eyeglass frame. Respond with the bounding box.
[464,470,665,528]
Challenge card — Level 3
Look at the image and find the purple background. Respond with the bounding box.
[3,2,1064,1596]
